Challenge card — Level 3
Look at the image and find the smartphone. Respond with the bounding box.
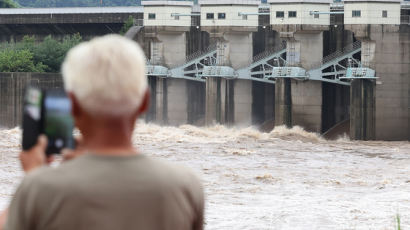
[42,89,75,155]
[22,87,75,155]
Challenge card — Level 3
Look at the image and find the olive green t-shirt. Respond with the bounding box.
[5,154,204,230]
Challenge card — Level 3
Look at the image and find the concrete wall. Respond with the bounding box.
[350,79,375,140]
[253,28,283,56]
[275,30,324,132]
[233,79,253,126]
[372,25,409,140]
[0,73,63,128]
[346,24,409,140]
[270,3,330,25]
[0,73,206,128]
[200,5,259,27]
[0,24,126,42]
[293,32,324,69]
[219,32,254,69]
[291,80,323,132]
[0,13,141,25]
[0,12,144,42]
[205,77,275,127]
[323,25,354,56]
[205,77,234,125]
[143,6,192,27]
[147,76,206,126]
[274,78,292,127]
[322,82,350,133]
[344,2,401,25]
[150,32,187,67]
[186,29,210,57]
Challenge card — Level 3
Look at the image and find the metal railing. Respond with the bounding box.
[308,40,361,70]
[185,43,217,63]
[252,44,286,63]
[401,15,410,25]
[146,58,165,66]
[191,15,200,27]
[133,18,144,26]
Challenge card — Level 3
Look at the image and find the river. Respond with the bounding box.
[1,123,409,229]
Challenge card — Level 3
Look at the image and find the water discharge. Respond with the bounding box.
[1,123,409,229]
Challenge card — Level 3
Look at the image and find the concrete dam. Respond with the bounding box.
[0,0,409,141]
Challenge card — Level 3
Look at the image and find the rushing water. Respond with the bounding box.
[1,123,409,229]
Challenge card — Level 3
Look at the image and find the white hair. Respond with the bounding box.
[62,34,147,117]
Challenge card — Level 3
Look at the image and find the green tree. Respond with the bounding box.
[32,36,63,72]
[0,34,82,73]
[120,16,134,35]
[32,34,82,72]
[0,49,45,72]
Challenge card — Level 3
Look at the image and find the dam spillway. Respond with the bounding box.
[0,0,409,140]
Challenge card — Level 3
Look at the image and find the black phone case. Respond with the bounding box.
[22,87,43,151]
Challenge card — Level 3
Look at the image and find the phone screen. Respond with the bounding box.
[43,91,75,155]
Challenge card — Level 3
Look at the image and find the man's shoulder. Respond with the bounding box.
[24,154,202,191]
[142,156,203,190]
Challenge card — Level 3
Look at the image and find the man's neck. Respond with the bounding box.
[80,122,137,156]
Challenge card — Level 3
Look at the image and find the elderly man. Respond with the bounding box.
[0,35,204,230]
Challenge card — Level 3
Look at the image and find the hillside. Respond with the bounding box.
[14,0,141,7]
[0,0,19,7]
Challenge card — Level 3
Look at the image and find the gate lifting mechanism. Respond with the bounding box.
[146,41,376,85]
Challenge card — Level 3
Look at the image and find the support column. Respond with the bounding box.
[205,77,234,125]
[350,79,375,140]
[274,31,324,132]
[145,26,189,68]
[148,31,187,68]
[274,78,292,127]
[204,27,256,126]
[233,79,252,126]
[346,24,409,140]
[146,77,167,124]
[147,77,206,126]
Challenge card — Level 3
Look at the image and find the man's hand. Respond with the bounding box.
[19,135,51,173]
[0,208,8,230]
[62,136,84,162]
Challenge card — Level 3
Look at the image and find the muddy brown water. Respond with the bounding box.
[1,123,409,229]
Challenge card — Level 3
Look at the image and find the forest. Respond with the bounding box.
[0,0,19,8]
[0,35,82,72]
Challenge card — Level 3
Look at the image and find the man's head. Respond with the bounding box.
[62,35,149,135]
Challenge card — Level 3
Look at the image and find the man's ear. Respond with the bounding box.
[136,89,150,116]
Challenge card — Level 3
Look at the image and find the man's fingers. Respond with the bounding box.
[62,148,82,161]
[37,135,48,151]
[46,156,55,164]
[62,151,76,161]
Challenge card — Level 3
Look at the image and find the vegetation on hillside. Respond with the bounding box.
[0,34,82,72]
[15,0,140,7]
[0,0,19,8]
[14,0,196,7]
[120,16,134,35]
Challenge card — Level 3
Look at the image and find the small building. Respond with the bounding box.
[142,1,193,27]
[199,0,260,27]
[268,0,332,26]
[344,0,402,25]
